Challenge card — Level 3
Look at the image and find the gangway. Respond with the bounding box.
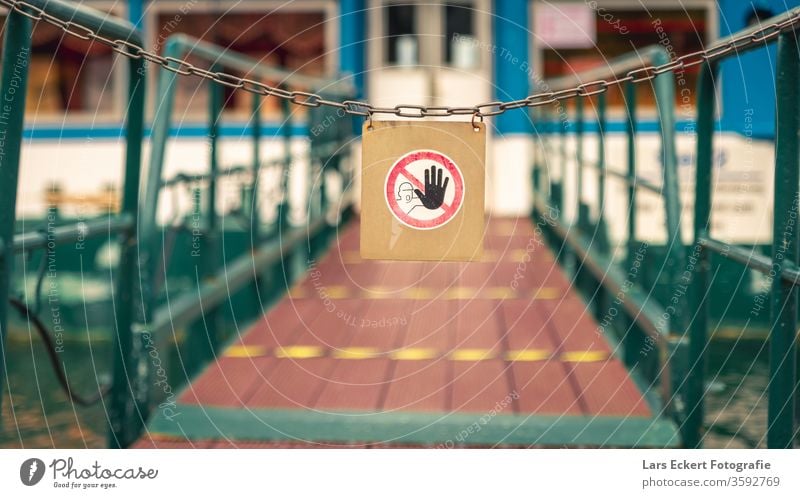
[0,0,798,449]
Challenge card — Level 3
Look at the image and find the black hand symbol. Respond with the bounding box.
[414,165,449,210]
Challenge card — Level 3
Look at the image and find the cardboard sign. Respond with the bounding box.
[360,120,485,261]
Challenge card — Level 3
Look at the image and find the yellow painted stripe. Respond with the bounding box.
[389,348,439,360]
[323,285,350,299]
[532,287,561,300]
[402,287,438,300]
[560,350,610,363]
[288,287,306,298]
[223,345,611,363]
[508,249,531,262]
[274,346,324,359]
[444,287,477,300]
[481,287,518,300]
[362,286,396,299]
[223,345,267,358]
[505,349,550,362]
[450,349,495,361]
[332,347,380,359]
[291,286,563,301]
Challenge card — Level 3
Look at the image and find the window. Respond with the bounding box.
[539,7,709,111]
[151,10,327,119]
[445,2,477,68]
[386,4,417,65]
[0,10,122,119]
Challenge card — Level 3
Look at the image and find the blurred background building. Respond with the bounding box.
[7,0,799,221]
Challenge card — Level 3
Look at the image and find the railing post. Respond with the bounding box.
[0,11,32,425]
[624,82,638,271]
[186,76,223,368]
[622,81,643,368]
[279,86,293,233]
[558,108,567,216]
[767,33,799,449]
[575,97,587,230]
[250,94,262,246]
[108,52,147,449]
[596,92,609,253]
[686,62,717,449]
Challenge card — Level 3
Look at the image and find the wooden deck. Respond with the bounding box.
[133,218,678,448]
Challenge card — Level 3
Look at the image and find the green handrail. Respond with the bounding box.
[135,33,355,444]
[689,7,800,448]
[0,0,146,448]
[532,45,688,438]
[536,7,800,449]
[0,6,355,449]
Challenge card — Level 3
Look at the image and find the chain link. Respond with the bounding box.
[3,0,799,119]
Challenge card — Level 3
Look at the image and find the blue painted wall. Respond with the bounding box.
[339,0,365,96]
[339,0,365,135]
[128,0,144,29]
[717,0,800,138]
[493,0,530,134]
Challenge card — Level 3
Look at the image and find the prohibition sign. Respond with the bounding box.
[385,149,465,230]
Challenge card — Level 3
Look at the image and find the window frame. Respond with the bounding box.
[529,0,719,118]
[143,0,338,122]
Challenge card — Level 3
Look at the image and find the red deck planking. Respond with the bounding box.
[135,217,656,448]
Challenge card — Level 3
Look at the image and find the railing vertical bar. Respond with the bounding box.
[597,92,608,252]
[575,97,585,229]
[279,86,293,232]
[250,94,261,246]
[622,81,640,368]
[767,32,799,449]
[625,81,638,269]
[0,11,32,426]
[107,48,147,450]
[686,62,717,449]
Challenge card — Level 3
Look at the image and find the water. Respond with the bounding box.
[1,335,111,448]
[0,332,780,448]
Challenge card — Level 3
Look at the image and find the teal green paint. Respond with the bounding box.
[532,45,685,446]
[0,0,146,448]
[686,63,717,449]
[767,33,799,449]
[0,11,32,427]
[108,44,147,450]
[148,405,680,448]
[250,94,261,246]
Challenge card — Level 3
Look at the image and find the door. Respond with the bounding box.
[367,0,492,118]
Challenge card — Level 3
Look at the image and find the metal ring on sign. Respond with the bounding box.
[471,113,483,132]
[366,111,374,131]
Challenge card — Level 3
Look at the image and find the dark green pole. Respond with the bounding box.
[250,94,261,246]
[624,81,638,270]
[0,12,32,424]
[107,52,147,449]
[575,97,586,230]
[686,63,717,449]
[622,81,641,368]
[767,33,799,449]
[280,86,292,232]
[596,92,608,252]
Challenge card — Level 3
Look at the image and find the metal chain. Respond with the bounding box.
[3,0,800,118]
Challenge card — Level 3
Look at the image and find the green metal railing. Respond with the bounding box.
[0,3,355,448]
[138,34,356,448]
[0,0,145,447]
[532,45,688,442]
[688,11,800,449]
[534,9,800,449]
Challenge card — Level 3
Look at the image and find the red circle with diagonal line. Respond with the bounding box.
[385,149,465,230]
